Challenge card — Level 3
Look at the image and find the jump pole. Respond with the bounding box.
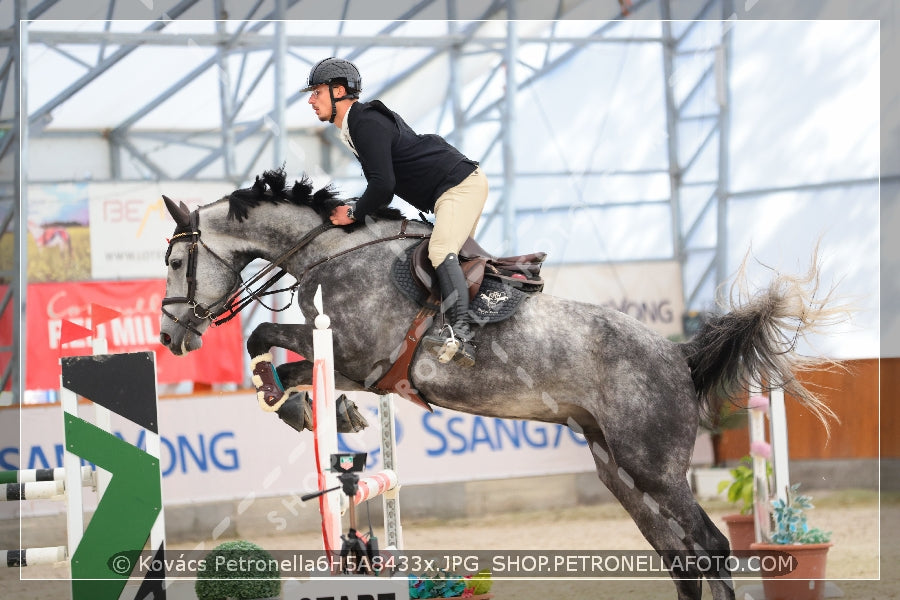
[747,384,770,544]
[312,285,342,557]
[768,386,791,503]
[747,377,791,543]
[311,285,404,563]
[1,467,92,567]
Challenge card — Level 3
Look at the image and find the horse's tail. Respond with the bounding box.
[680,250,849,435]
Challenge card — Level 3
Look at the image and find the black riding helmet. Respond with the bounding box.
[301,57,362,123]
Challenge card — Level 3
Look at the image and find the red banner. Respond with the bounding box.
[0,284,10,391]
[25,280,244,391]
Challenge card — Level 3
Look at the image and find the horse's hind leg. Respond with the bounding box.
[583,431,734,600]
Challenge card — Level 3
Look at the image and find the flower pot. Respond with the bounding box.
[690,466,731,500]
[722,513,756,551]
[750,542,832,600]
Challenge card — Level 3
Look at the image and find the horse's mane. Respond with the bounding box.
[226,167,404,223]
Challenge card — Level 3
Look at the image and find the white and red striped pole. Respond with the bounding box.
[311,285,342,560]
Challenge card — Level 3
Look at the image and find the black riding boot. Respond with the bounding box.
[422,253,477,367]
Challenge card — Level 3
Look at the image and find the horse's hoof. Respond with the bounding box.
[276,391,313,433]
[336,394,369,433]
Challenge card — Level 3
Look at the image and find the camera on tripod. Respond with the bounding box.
[302,452,381,575]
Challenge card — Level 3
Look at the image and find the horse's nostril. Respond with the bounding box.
[160,333,171,346]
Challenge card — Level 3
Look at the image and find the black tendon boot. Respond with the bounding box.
[422,253,477,367]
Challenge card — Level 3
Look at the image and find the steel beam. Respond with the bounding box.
[272,0,287,170]
[28,29,664,48]
[28,0,203,127]
[660,9,684,267]
[501,9,517,255]
[715,3,734,309]
[12,0,26,404]
[215,0,236,180]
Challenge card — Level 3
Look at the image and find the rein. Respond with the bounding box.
[212,221,334,326]
[298,219,429,281]
[163,213,429,336]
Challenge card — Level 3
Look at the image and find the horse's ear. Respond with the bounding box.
[162,195,191,228]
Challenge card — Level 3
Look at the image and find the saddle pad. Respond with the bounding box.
[391,244,529,324]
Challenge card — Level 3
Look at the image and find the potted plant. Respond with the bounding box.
[408,568,493,599]
[750,484,832,600]
[717,455,771,551]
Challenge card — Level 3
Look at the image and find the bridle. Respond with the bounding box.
[161,209,333,337]
[161,207,428,338]
[162,210,240,337]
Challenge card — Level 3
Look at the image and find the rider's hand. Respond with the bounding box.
[330,204,356,226]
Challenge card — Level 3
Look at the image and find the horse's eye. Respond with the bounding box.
[170,259,183,270]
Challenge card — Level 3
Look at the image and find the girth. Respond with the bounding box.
[371,306,436,411]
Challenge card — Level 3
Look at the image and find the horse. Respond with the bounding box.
[158,169,844,600]
[27,219,72,256]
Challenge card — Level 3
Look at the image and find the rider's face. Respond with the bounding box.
[308,84,333,122]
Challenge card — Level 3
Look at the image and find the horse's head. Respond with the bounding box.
[158,196,244,355]
[158,167,404,356]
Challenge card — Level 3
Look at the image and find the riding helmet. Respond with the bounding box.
[301,57,362,97]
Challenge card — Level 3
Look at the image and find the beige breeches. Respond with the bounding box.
[427,167,489,268]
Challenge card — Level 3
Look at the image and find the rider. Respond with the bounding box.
[302,57,488,367]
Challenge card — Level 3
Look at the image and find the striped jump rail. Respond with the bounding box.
[2,546,68,567]
[353,469,399,505]
[1,466,94,501]
[0,465,93,485]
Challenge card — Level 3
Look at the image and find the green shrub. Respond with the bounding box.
[195,540,281,600]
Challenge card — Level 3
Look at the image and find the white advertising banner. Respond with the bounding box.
[541,262,685,338]
[3,390,595,517]
[83,181,232,280]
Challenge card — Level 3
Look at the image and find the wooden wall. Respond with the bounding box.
[716,357,894,462]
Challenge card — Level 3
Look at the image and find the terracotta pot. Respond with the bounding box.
[749,542,832,600]
[722,513,756,551]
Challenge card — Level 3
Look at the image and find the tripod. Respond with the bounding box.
[302,454,380,575]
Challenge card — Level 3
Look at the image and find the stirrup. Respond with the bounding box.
[422,324,461,364]
[452,340,476,368]
[435,336,462,364]
[422,324,475,367]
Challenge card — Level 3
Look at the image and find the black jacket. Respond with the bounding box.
[346,100,477,221]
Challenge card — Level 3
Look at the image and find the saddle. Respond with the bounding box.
[413,236,546,301]
[397,237,546,319]
[374,236,547,410]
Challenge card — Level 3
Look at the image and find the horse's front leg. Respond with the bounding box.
[247,322,369,434]
[247,321,313,358]
[247,322,312,413]
[248,321,369,396]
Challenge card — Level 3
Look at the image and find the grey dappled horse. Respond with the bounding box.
[159,170,842,600]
